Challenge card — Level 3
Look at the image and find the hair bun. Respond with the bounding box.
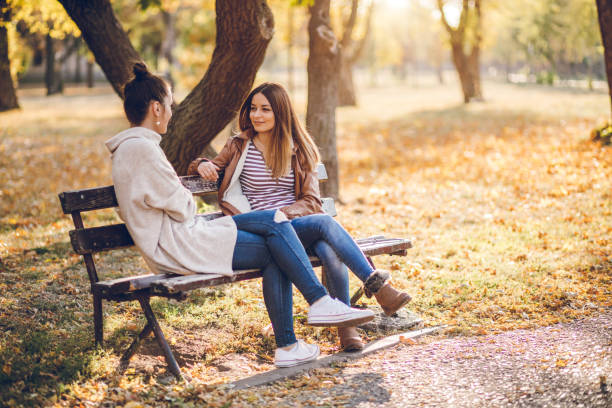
[132,62,150,80]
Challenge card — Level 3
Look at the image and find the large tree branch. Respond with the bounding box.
[340,0,359,48]
[161,0,274,174]
[58,0,142,98]
[58,0,274,174]
[348,0,373,63]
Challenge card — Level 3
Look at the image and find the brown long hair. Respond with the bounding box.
[238,82,320,179]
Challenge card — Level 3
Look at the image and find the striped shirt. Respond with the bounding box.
[240,142,296,211]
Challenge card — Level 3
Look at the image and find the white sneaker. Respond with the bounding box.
[307,295,375,327]
[274,340,320,368]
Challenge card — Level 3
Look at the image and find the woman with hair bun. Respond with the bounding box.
[106,63,374,367]
[189,82,412,352]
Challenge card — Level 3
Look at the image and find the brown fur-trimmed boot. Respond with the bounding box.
[338,326,363,352]
[364,270,412,316]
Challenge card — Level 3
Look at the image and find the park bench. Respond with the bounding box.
[58,164,412,379]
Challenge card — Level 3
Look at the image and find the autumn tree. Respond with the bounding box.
[0,0,19,111]
[437,0,483,103]
[337,0,373,106]
[307,0,341,198]
[58,0,274,174]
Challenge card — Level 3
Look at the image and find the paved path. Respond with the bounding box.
[249,312,611,407]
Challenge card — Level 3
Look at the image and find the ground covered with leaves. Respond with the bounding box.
[0,81,610,406]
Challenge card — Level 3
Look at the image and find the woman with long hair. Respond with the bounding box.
[189,82,412,351]
[108,65,374,367]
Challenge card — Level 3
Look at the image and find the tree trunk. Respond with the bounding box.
[307,0,341,199]
[160,10,177,88]
[45,35,64,95]
[467,45,482,100]
[58,0,142,98]
[338,57,356,106]
[0,0,19,112]
[450,41,474,103]
[438,0,483,103]
[337,0,373,107]
[161,0,274,174]
[86,60,94,88]
[287,3,295,95]
[75,50,82,83]
[596,0,612,118]
[59,0,274,175]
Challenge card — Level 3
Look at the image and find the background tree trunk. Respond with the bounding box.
[59,0,274,175]
[338,57,356,106]
[45,35,64,95]
[438,0,483,103]
[596,0,612,118]
[307,0,341,199]
[338,0,373,107]
[0,0,19,112]
[86,60,94,88]
[287,4,295,94]
[160,9,177,88]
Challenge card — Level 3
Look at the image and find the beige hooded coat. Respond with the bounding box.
[105,127,237,276]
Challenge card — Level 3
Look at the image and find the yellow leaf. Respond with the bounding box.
[399,335,416,345]
[2,364,10,375]
[555,359,568,368]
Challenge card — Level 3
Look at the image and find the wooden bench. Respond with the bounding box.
[58,164,412,379]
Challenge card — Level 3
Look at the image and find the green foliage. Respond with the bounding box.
[488,0,602,79]
[8,0,79,38]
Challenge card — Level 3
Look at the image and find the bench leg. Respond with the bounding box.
[137,295,183,380]
[121,322,153,363]
[349,256,377,306]
[93,291,104,346]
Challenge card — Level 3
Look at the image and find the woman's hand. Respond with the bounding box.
[197,161,220,181]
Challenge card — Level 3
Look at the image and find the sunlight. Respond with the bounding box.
[382,0,461,26]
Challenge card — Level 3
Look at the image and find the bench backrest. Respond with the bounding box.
[58,163,332,287]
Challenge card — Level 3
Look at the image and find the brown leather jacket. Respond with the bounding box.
[187,131,323,219]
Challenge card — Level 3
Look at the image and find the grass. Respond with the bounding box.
[0,80,611,406]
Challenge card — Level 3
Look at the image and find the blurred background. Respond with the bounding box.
[2,0,606,102]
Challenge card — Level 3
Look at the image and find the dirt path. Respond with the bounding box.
[252,312,612,407]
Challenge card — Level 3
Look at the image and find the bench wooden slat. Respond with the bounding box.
[151,269,263,295]
[91,237,412,298]
[69,224,133,254]
[59,164,329,214]
[59,186,118,214]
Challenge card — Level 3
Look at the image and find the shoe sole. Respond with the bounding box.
[275,350,320,368]
[307,313,375,328]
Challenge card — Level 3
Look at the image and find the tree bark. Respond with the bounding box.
[161,0,274,174]
[45,35,64,95]
[438,0,482,103]
[58,0,142,98]
[160,9,177,88]
[59,0,274,175]
[0,0,19,112]
[287,3,295,94]
[86,60,94,88]
[596,0,612,118]
[307,0,341,199]
[338,0,373,107]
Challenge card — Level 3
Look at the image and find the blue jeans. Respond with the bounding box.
[291,214,374,306]
[231,210,328,347]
